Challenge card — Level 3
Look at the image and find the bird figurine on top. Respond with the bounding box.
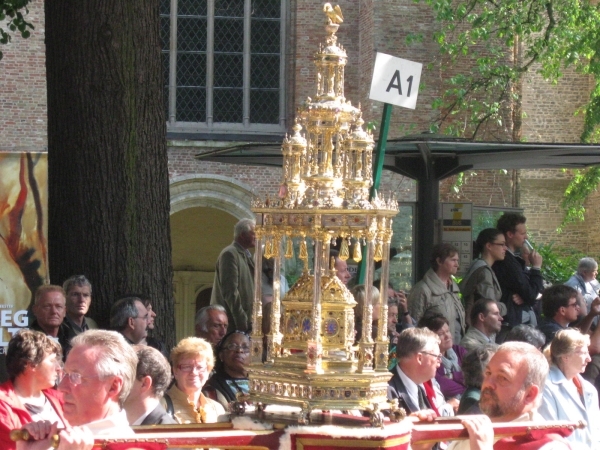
[323,3,344,24]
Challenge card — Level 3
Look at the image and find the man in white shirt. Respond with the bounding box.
[124,346,177,425]
[460,298,503,351]
[18,330,138,449]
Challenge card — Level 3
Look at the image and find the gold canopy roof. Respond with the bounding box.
[247,3,399,423]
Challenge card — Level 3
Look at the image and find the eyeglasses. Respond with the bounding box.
[566,302,580,308]
[223,344,251,353]
[60,371,102,386]
[421,351,443,361]
[177,364,208,373]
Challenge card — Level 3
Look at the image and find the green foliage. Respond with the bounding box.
[0,0,34,61]
[534,241,588,285]
[559,166,600,231]
[415,0,600,141]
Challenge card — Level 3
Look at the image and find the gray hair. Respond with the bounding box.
[578,257,598,273]
[396,327,440,360]
[71,330,138,406]
[462,344,497,388]
[133,345,172,398]
[234,218,255,240]
[351,285,379,320]
[547,328,590,368]
[195,305,226,332]
[496,341,549,392]
[109,297,141,331]
[62,275,92,295]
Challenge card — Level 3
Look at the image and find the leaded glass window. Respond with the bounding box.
[160,0,286,134]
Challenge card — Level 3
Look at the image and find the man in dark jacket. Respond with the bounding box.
[387,327,444,414]
[124,345,177,425]
[30,285,75,359]
[492,213,544,329]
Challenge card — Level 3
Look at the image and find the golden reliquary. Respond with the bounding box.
[248,2,398,424]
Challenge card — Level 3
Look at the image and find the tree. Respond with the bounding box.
[45,1,175,345]
[417,0,600,226]
[0,0,33,60]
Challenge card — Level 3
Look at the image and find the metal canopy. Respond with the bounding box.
[195,135,600,178]
[196,135,600,279]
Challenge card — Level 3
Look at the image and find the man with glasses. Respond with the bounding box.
[109,297,149,345]
[539,285,600,345]
[31,285,75,359]
[17,330,137,449]
[387,327,450,416]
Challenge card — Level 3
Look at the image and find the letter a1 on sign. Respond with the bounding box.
[369,53,422,109]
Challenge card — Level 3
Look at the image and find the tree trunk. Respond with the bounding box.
[45,0,175,347]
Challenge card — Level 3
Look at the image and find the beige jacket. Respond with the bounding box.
[408,268,466,343]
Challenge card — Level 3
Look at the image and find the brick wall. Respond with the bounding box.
[0,0,46,152]
[1,0,598,260]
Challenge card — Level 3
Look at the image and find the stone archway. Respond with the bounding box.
[170,174,255,218]
[169,175,255,341]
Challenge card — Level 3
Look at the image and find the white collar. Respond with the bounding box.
[86,409,135,436]
[396,364,422,408]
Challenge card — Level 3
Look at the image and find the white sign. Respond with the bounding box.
[369,53,422,109]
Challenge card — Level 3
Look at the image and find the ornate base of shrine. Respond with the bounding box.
[249,362,392,424]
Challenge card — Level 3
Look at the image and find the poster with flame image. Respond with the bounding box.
[0,152,48,348]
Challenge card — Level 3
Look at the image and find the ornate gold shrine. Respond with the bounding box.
[248,3,398,422]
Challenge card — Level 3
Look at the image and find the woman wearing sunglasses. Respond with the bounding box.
[0,329,67,449]
[205,331,251,409]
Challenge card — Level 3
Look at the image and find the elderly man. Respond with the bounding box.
[109,297,149,345]
[444,342,572,450]
[565,257,600,312]
[460,298,503,351]
[387,327,449,416]
[62,275,98,335]
[31,285,74,358]
[195,305,228,347]
[329,249,352,285]
[211,218,256,332]
[124,346,177,425]
[18,330,137,449]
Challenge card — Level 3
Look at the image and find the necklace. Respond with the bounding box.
[188,395,207,423]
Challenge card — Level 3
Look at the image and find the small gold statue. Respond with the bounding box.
[323,3,344,24]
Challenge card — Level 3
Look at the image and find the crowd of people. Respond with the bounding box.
[388,212,600,449]
[2,213,600,449]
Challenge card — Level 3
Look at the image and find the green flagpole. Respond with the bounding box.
[356,102,393,284]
